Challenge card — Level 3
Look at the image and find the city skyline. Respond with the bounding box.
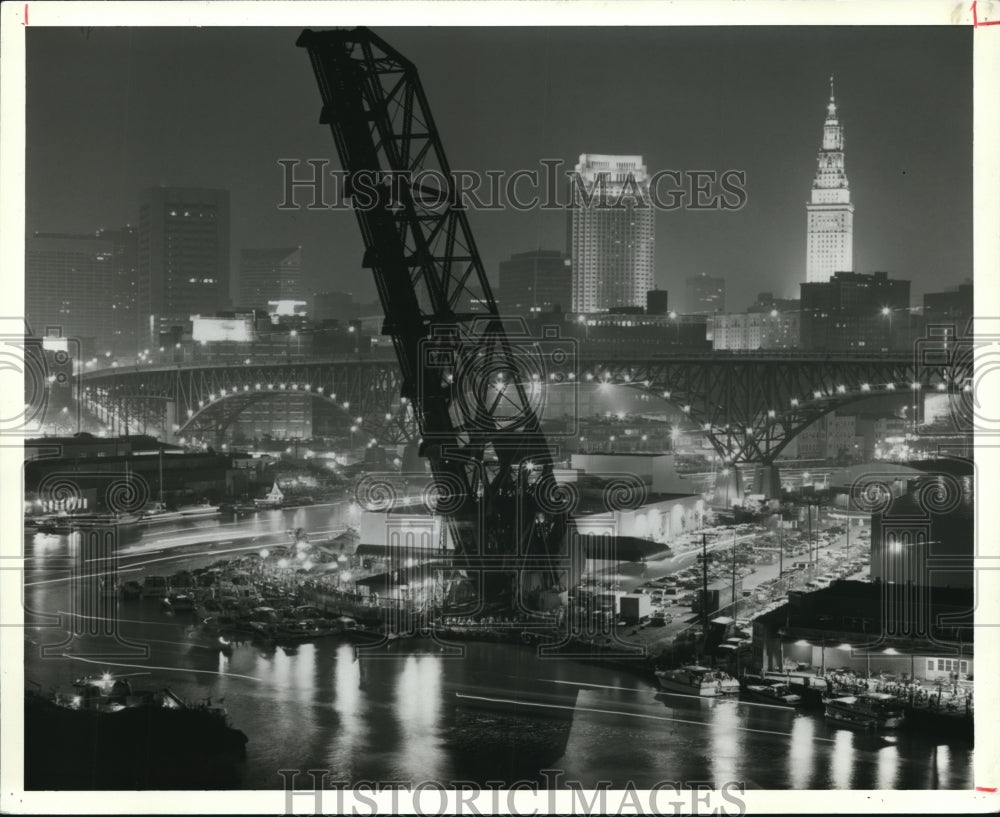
[25,26,971,314]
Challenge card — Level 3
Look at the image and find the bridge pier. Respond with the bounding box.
[752,464,782,499]
[163,401,178,444]
[713,468,744,508]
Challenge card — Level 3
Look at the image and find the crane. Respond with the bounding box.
[297,27,578,612]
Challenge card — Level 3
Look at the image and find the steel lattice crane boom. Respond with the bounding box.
[297,27,578,611]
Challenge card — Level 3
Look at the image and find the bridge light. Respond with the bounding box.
[343,401,350,409]
[641,434,648,441]
[188,410,193,417]
[682,405,691,413]
[643,379,650,387]
[663,390,671,399]
[268,383,274,389]
[291,384,298,390]
[881,306,891,316]
[304,384,311,391]
[669,311,677,319]
[385,413,392,420]
[350,425,358,432]
[220,388,226,395]
[911,382,921,391]
[243,385,249,392]
[356,416,362,424]
[936,382,946,391]
[568,372,576,380]
[813,390,822,399]
[255,383,261,390]
[702,423,711,431]
[198,401,204,408]
[622,374,630,383]
[111,361,118,368]
[767,409,776,418]
[861,383,871,392]
[244,358,251,365]
[886,383,896,391]
[531,373,539,381]
[836,384,846,393]
[585,373,594,381]
[159,347,165,352]
[770,309,778,318]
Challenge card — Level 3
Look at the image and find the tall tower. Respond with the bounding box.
[805,77,854,283]
[569,155,655,313]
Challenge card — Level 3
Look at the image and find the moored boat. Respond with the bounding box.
[655,665,734,697]
[824,692,906,731]
[741,681,802,707]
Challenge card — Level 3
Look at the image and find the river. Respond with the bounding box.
[22,505,973,790]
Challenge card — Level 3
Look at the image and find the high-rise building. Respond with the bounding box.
[498,250,572,315]
[238,247,302,309]
[568,155,655,313]
[685,272,726,314]
[805,77,854,283]
[137,187,230,345]
[26,228,137,353]
[800,270,910,351]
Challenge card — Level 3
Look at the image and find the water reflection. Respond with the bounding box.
[21,509,976,790]
[830,729,854,789]
[788,716,815,789]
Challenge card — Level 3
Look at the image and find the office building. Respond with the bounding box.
[238,247,302,309]
[137,187,231,345]
[685,272,726,314]
[498,250,572,314]
[26,228,137,354]
[806,77,854,283]
[568,154,655,313]
[800,271,910,351]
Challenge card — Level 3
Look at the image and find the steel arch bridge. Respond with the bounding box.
[79,348,968,463]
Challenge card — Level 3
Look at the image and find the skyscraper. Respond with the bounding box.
[498,250,572,315]
[238,247,302,309]
[26,227,137,353]
[805,77,854,283]
[137,187,230,344]
[568,155,655,313]
[685,272,726,314]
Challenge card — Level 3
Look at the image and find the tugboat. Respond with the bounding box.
[824,692,906,731]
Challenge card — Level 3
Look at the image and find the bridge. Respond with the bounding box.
[79,346,967,471]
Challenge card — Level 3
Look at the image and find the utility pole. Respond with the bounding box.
[807,501,813,563]
[701,533,709,647]
[778,516,784,580]
[731,531,738,622]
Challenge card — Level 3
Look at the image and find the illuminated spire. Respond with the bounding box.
[830,73,835,101]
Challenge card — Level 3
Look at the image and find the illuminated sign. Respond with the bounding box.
[267,300,308,317]
[191,315,254,343]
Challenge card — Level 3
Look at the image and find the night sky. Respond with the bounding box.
[25,26,972,311]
